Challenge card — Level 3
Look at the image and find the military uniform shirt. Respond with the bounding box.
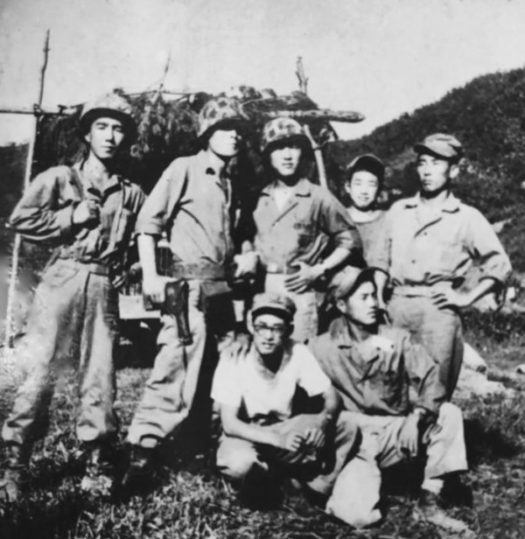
[9,162,145,268]
[252,178,360,272]
[309,317,446,416]
[136,150,236,271]
[371,193,511,287]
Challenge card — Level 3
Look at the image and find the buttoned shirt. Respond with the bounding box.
[252,178,360,272]
[9,162,145,268]
[371,193,511,287]
[309,317,445,416]
[136,150,237,272]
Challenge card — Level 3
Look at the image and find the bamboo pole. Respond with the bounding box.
[5,30,50,349]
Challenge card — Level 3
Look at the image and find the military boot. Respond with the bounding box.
[121,444,155,490]
[80,443,114,497]
[0,444,26,503]
[413,490,475,538]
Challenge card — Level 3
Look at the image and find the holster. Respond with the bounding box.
[163,279,193,345]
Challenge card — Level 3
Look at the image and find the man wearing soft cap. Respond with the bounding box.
[370,133,511,399]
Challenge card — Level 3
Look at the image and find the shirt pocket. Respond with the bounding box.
[367,369,402,406]
[293,222,315,251]
[110,208,135,251]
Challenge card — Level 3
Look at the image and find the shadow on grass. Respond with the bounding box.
[0,490,91,539]
[464,417,522,467]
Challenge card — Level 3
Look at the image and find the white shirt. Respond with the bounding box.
[211,342,331,423]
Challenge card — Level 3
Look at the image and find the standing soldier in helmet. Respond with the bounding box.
[124,97,254,480]
[247,118,361,342]
[0,91,145,500]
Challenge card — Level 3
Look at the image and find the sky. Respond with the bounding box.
[1,0,525,145]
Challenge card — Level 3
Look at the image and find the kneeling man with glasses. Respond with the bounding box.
[211,292,360,518]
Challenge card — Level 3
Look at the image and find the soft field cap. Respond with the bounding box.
[251,292,296,321]
[346,154,385,180]
[329,266,378,300]
[413,133,463,160]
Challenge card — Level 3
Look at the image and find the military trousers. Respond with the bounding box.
[2,259,119,448]
[217,412,360,506]
[327,403,468,528]
[389,293,464,400]
[127,279,235,448]
[264,274,318,343]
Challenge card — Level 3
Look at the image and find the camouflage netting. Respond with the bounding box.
[34,86,345,197]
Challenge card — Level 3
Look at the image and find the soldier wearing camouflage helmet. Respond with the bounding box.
[124,96,253,482]
[0,90,146,501]
[245,117,362,342]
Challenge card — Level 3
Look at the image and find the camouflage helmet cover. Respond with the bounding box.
[197,96,248,138]
[261,117,310,153]
[79,90,136,136]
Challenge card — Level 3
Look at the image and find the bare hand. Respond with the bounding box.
[73,200,99,226]
[397,413,421,458]
[431,289,472,310]
[222,335,251,359]
[142,274,171,305]
[285,261,323,293]
[233,252,258,278]
[276,430,303,453]
[301,427,326,450]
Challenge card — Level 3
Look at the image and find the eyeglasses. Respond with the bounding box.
[253,323,287,336]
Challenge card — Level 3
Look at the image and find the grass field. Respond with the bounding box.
[1,311,525,539]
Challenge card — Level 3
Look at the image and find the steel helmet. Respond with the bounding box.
[197,97,248,138]
[260,117,310,154]
[79,90,136,136]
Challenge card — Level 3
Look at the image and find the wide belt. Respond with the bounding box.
[170,262,226,280]
[57,257,111,276]
[265,263,298,275]
[392,282,453,297]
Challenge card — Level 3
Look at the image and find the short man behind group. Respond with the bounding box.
[371,133,511,399]
[247,118,362,342]
[0,91,145,500]
[211,292,361,521]
[309,266,471,534]
[343,153,387,265]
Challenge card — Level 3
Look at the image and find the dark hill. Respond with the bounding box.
[326,67,525,272]
[327,67,525,222]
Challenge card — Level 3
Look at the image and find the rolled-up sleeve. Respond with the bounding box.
[319,192,362,253]
[9,169,75,241]
[135,158,188,236]
[466,208,512,286]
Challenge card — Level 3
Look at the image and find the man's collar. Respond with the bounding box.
[73,161,128,193]
[197,149,229,178]
[329,316,354,347]
[403,192,461,213]
[261,177,312,197]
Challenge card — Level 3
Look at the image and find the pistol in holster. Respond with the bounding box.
[163,279,193,345]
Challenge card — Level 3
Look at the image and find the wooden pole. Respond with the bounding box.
[5,30,50,349]
[295,56,309,95]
